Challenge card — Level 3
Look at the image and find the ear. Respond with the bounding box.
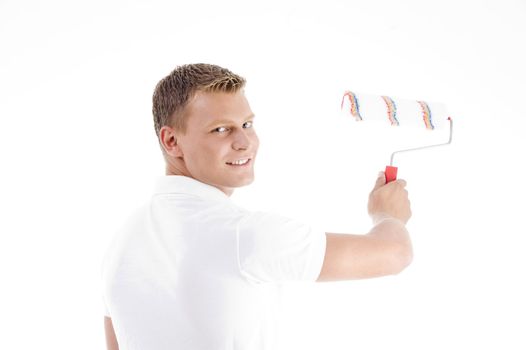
[160,126,184,158]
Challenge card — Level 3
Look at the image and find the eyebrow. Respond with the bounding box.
[205,114,255,129]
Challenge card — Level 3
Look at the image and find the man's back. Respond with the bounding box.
[101,176,326,350]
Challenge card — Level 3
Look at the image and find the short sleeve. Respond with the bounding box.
[236,211,327,283]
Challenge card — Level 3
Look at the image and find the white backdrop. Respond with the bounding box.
[1,0,525,349]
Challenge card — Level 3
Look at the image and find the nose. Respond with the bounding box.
[232,129,253,151]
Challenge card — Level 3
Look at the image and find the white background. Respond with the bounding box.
[1,0,525,349]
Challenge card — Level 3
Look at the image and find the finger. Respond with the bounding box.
[395,179,407,188]
[373,171,386,190]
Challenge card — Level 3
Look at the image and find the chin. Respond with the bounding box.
[234,178,255,188]
[228,175,255,188]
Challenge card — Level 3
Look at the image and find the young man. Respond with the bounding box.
[102,63,412,350]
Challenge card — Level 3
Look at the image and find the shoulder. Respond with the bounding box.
[236,210,325,253]
[236,211,327,282]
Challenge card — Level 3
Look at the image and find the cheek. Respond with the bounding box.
[194,140,227,163]
[181,141,207,167]
[252,133,260,149]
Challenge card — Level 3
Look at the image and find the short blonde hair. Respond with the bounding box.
[152,63,246,137]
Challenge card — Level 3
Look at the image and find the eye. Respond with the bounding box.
[213,126,229,133]
[243,121,254,129]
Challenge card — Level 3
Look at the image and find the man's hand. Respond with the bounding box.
[368,171,412,224]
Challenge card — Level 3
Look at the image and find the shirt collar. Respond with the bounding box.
[153,175,230,202]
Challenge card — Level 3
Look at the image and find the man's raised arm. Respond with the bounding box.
[317,172,413,282]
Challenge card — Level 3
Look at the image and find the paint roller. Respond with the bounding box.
[341,91,453,183]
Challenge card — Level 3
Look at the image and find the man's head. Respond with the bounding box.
[152,63,259,195]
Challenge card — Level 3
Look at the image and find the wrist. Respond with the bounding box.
[368,216,410,242]
[370,213,402,225]
[369,212,394,225]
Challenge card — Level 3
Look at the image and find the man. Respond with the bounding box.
[102,63,412,350]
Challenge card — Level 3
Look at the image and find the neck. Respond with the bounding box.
[164,161,234,197]
[165,159,189,177]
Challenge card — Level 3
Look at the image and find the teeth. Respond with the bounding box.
[229,159,249,165]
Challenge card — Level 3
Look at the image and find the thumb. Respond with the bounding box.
[373,171,386,190]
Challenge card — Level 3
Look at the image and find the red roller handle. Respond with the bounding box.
[385,165,398,183]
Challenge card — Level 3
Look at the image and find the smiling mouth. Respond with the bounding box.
[226,158,251,166]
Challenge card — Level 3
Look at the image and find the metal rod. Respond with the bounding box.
[390,118,453,166]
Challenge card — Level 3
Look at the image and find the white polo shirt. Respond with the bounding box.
[101,175,326,350]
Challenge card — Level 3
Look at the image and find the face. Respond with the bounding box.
[172,90,259,195]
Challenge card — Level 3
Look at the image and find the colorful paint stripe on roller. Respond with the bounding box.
[417,100,434,130]
[381,96,399,126]
[341,91,363,121]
